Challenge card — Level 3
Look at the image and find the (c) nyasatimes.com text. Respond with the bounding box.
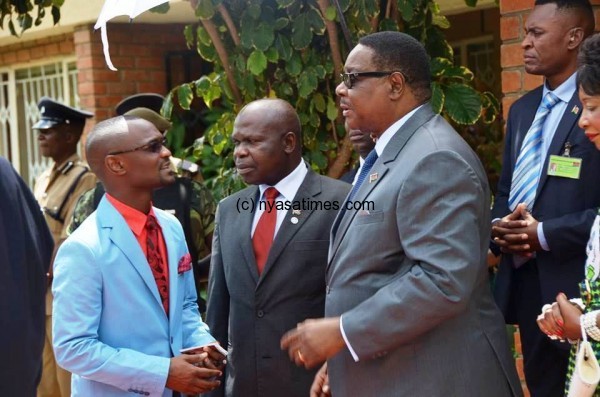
[236,197,375,213]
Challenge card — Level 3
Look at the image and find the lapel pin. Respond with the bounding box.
[290,216,299,224]
[292,209,301,216]
[369,173,378,183]
[572,105,580,115]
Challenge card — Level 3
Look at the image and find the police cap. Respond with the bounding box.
[124,108,172,132]
[33,97,93,130]
[116,93,164,115]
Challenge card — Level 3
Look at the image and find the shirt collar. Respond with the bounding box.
[258,160,308,202]
[543,72,577,104]
[374,104,424,156]
[105,193,157,237]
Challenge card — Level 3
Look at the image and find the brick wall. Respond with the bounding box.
[499,1,600,395]
[0,33,74,64]
[74,22,190,127]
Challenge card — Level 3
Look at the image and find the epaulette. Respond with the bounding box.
[58,161,75,174]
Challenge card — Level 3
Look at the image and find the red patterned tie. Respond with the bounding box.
[252,187,279,274]
[146,215,169,315]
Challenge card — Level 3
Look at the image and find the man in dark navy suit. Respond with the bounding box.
[340,123,375,184]
[491,1,600,395]
[0,156,53,396]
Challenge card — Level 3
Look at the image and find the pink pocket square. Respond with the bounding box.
[178,253,192,274]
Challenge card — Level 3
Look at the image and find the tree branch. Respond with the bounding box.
[199,17,243,107]
[217,4,240,46]
[316,0,344,76]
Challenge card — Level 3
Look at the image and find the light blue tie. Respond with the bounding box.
[348,149,379,202]
[508,92,560,211]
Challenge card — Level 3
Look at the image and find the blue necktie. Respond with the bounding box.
[509,92,560,211]
[332,150,378,238]
[348,149,379,201]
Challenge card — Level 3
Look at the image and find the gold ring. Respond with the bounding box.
[297,350,305,363]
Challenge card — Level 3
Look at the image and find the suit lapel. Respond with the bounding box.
[98,198,164,311]
[327,105,435,271]
[535,92,581,200]
[241,187,260,284]
[512,89,542,164]
[257,169,320,286]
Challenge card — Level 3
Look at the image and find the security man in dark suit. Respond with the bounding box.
[67,93,217,312]
[32,97,96,397]
[340,124,375,184]
[0,156,53,397]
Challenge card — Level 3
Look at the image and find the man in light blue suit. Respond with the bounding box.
[52,116,224,397]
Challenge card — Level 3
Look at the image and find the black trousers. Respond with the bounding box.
[515,260,570,397]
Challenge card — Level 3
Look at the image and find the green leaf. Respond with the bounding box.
[247,50,267,75]
[183,25,194,47]
[265,47,279,62]
[196,26,211,46]
[286,52,302,76]
[397,0,415,22]
[313,93,325,113]
[252,24,275,51]
[195,0,215,19]
[430,81,444,114]
[443,83,482,125]
[177,84,194,110]
[430,57,453,77]
[276,0,295,8]
[326,96,338,121]
[8,19,17,36]
[19,13,32,30]
[274,17,288,30]
[325,6,336,21]
[167,121,186,153]
[52,0,64,6]
[247,3,261,20]
[464,0,478,6]
[51,5,59,25]
[291,14,312,50]
[275,35,293,61]
[481,91,500,124]
[298,71,318,98]
[307,7,325,35]
[161,92,173,119]
[443,66,474,82]
[431,14,450,29]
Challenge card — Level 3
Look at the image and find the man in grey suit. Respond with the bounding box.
[281,31,522,396]
[205,98,350,397]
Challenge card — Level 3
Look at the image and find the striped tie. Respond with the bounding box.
[508,92,560,211]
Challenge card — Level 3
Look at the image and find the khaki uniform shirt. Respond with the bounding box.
[34,153,97,314]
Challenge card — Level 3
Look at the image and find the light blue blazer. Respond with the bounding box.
[52,196,215,397]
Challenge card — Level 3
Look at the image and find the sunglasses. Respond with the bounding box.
[340,71,402,89]
[108,137,167,156]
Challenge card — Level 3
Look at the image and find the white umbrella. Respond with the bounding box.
[94,0,170,71]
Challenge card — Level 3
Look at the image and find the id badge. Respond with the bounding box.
[547,154,582,179]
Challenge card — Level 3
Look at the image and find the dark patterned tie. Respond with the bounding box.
[146,215,169,315]
[252,187,279,274]
[347,149,379,201]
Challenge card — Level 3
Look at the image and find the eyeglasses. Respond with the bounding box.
[108,137,167,155]
[340,71,397,89]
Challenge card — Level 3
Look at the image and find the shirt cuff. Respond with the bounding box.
[538,222,549,251]
[340,315,359,362]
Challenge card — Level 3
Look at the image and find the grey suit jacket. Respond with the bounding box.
[326,105,522,397]
[206,168,350,397]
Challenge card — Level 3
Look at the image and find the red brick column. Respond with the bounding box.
[73,22,190,131]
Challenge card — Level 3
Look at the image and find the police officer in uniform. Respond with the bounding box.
[67,93,216,311]
[32,97,96,397]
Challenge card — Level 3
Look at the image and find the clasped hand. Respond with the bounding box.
[492,203,541,255]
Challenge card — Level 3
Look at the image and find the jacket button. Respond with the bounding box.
[257,310,264,318]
